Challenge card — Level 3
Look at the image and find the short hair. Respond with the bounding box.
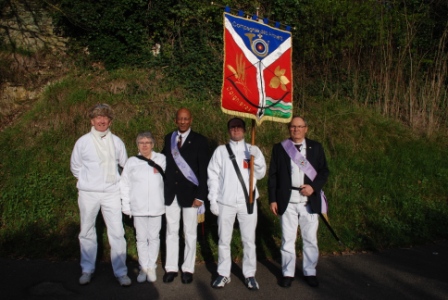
[288,116,308,127]
[89,103,114,120]
[136,131,155,146]
[227,117,246,131]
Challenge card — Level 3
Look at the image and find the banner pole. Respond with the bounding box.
[247,119,256,214]
[247,6,259,214]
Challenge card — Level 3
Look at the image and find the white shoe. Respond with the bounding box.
[79,272,93,285]
[147,268,157,282]
[137,270,147,283]
[212,275,231,288]
[117,275,132,286]
[245,277,259,290]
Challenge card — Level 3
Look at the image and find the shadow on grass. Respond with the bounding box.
[0,220,80,260]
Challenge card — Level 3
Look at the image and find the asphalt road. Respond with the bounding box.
[1,240,447,300]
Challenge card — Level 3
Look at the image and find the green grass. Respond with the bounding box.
[1,68,447,263]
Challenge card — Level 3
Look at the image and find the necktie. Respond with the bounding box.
[295,144,302,152]
[177,135,182,149]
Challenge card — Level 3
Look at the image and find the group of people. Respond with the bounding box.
[70,103,329,291]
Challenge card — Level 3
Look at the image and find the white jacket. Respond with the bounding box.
[207,139,266,206]
[70,132,127,193]
[120,152,166,216]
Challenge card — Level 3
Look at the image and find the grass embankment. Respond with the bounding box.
[0,68,447,262]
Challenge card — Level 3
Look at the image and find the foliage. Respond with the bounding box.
[47,0,448,129]
[48,0,225,97]
[50,0,150,68]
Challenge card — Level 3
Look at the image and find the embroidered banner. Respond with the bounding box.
[221,12,293,125]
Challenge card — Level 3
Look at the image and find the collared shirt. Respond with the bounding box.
[290,140,308,203]
[177,128,191,147]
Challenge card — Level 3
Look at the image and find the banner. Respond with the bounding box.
[221,12,293,125]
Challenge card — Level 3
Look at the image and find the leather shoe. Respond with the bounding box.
[181,272,193,284]
[163,272,177,283]
[279,276,293,288]
[304,275,319,287]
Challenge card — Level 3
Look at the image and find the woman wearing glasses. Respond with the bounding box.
[120,132,166,283]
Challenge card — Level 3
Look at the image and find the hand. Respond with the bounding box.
[210,202,219,216]
[270,202,278,216]
[192,199,203,208]
[249,145,261,159]
[299,184,314,197]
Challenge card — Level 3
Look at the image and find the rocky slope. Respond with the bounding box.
[0,0,68,131]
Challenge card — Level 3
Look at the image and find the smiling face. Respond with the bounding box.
[175,108,192,133]
[90,115,112,132]
[137,137,154,158]
[289,117,308,143]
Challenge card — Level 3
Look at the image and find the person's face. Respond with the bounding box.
[137,137,154,157]
[90,115,112,132]
[175,109,192,133]
[229,125,245,142]
[289,117,308,143]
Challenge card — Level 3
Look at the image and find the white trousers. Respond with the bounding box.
[78,190,128,277]
[280,202,319,277]
[165,197,198,273]
[217,202,257,278]
[134,216,162,271]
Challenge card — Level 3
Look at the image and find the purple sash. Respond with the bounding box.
[281,139,317,180]
[170,132,199,186]
[321,190,328,214]
[281,139,328,214]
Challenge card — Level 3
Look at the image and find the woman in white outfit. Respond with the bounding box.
[120,132,166,283]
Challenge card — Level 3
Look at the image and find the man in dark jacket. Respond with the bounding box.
[162,108,210,284]
[268,116,329,288]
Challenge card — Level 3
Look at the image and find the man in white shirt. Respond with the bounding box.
[207,117,266,290]
[70,103,131,286]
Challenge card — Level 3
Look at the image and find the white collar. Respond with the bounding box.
[177,128,191,139]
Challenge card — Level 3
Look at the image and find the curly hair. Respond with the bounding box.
[88,103,114,120]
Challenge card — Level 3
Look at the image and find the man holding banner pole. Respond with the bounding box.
[162,108,210,284]
[208,117,266,290]
[268,116,329,288]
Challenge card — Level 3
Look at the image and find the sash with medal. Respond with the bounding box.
[281,139,328,215]
[170,132,199,186]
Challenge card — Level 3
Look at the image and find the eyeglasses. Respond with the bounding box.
[289,125,307,129]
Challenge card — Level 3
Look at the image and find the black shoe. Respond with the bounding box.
[182,272,193,284]
[163,272,177,283]
[279,276,293,288]
[304,276,319,287]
